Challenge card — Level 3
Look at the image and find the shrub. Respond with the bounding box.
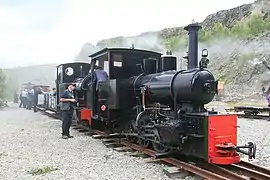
[163,13,270,49]
[0,69,6,99]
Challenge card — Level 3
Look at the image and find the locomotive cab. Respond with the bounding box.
[85,48,162,130]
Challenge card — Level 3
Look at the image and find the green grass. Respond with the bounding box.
[225,100,267,108]
[0,152,8,157]
[162,13,270,51]
[27,166,59,176]
[205,98,267,109]
[163,36,188,51]
[0,69,7,100]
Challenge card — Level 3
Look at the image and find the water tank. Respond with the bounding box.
[161,54,177,71]
[143,58,157,74]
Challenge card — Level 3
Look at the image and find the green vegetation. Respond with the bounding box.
[0,152,8,157]
[225,100,266,108]
[163,36,187,51]
[5,76,19,100]
[163,13,270,51]
[2,64,57,100]
[230,13,270,38]
[0,69,6,99]
[27,166,58,175]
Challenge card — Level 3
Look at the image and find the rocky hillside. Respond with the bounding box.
[73,0,270,99]
[4,0,270,101]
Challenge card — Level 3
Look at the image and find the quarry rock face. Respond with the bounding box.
[202,4,253,28]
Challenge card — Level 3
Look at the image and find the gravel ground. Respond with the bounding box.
[0,103,269,180]
[238,118,270,168]
[0,104,195,180]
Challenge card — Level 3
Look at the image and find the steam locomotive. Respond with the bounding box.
[37,23,256,165]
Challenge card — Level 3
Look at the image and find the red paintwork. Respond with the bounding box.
[80,108,93,125]
[208,114,240,165]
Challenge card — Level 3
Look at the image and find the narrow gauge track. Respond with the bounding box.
[225,111,269,120]
[237,114,269,120]
[37,107,270,179]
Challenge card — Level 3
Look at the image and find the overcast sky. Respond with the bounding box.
[0,0,255,68]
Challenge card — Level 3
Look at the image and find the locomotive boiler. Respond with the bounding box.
[123,23,256,165]
[131,66,216,107]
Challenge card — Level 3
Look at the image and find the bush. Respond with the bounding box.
[0,69,6,99]
[163,13,270,50]
[231,13,270,38]
[163,36,187,51]
[199,22,231,42]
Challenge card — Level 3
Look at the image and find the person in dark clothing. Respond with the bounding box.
[33,87,43,112]
[94,65,109,84]
[52,88,56,96]
[19,93,22,107]
[91,65,109,115]
[59,83,76,139]
[26,89,34,110]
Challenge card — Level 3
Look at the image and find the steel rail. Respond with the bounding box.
[161,158,229,180]
[225,161,270,180]
[237,160,270,176]
[120,140,229,180]
[197,162,246,180]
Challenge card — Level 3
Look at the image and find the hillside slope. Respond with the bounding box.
[4,0,270,100]
[3,64,57,98]
[74,0,270,98]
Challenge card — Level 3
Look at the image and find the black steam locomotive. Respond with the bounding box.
[37,23,256,165]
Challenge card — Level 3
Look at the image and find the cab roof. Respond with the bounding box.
[88,47,162,60]
[56,62,90,68]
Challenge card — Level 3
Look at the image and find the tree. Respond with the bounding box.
[0,69,6,99]
[163,36,187,52]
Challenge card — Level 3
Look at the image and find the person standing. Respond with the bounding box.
[52,88,56,96]
[19,92,23,108]
[51,88,56,108]
[26,88,34,110]
[33,87,43,112]
[94,65,109,84]
[92,65,109,115]
[20,89,28,108]
[59,83,76,139]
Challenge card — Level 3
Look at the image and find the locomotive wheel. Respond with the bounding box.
[138,138,150,148]
[152,142,170,153]
[126,134,137,143]
[123,120,137,143]
[136,112,151,147]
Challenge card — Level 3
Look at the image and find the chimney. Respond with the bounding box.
[184,23,202,69]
